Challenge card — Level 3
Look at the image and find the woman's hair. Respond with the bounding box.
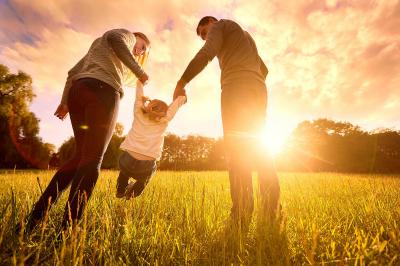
[133,32,151,46]
[132,32,150,75]
[142,98,168,122]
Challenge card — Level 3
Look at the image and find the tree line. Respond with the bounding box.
[1,64,400,172]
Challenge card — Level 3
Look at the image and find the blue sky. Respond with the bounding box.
[1,0,399,150]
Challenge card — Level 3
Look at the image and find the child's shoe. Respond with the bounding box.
[116,186,125,198]
[124,182,136,200]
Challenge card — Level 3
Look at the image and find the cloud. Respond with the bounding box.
[0,0,399,147]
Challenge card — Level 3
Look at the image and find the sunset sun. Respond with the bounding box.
[259,125,291,156]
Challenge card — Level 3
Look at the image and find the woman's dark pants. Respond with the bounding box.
[28,78,120,229]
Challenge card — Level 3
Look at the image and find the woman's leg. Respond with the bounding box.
[27,84,87,229]
[61,79,120,228]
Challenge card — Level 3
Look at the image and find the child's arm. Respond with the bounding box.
[162,96,186,122]
[134,80,145,112]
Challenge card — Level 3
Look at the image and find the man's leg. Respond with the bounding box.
[256,149,280,217]
[224,135,254,216]
[221,87,255,220]
[249,84,280,218]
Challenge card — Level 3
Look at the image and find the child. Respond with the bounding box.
[116,80,186,199]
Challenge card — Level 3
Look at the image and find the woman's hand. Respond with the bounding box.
[139,72,149,85]
[54,104,69,120]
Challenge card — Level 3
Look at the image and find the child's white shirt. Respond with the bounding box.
[120,81,186,159]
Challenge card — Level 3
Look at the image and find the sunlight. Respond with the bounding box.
[259,124,292,156]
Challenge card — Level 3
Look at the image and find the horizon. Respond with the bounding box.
[1,0,399,149]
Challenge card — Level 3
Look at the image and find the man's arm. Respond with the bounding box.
[180,23,223,83]
[106,30,148,83]
[174,22,224,99]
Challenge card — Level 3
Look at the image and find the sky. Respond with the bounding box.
[0,0,399,151]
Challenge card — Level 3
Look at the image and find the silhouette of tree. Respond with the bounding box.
[0,64,53,168]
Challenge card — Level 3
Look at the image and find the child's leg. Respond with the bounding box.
[116,152,136,197]
[116,170,130,197]
[130,179,148,197]
[125,163,156,199]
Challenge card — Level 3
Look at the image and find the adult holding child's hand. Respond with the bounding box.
[173,79,187,102]
[25,29,151,232]
[139,72,149,85]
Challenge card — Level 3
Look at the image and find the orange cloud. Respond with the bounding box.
[0,0,399,147]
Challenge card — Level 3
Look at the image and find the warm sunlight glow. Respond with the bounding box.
[259,124,292,156]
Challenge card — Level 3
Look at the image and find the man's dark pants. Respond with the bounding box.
[221,80,280,220]
[28,78,120,229]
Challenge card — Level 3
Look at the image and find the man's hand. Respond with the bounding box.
[139,72,149,85]
[173,79,187,100]
[54,103,69,120]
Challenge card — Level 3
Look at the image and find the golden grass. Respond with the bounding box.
[0,170,399,265]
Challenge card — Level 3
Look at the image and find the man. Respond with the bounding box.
[174,16,280,221]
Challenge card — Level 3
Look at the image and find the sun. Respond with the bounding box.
[259,125,291,156]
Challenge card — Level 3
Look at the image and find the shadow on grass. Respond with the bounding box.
[199,210,291,265]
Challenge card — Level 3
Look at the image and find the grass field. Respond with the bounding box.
[0,170,399,265]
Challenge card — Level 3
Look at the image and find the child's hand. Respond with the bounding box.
[54,104,69,120]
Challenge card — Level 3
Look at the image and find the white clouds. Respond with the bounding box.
[0,27,92,93]
[0,0,399,147]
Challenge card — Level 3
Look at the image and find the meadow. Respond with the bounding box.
[0,170,399,265]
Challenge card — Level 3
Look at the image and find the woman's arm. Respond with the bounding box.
[106,30,147,81]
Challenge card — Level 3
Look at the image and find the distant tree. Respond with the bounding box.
[159,134,226,170]
[0,64,53,168]
[48,152,60,168]
[278,119,400,173]
[102,122,124,168]
[370,129,400,172]
[58,137,75,164]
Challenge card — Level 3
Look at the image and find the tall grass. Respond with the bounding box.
[0,171,399,265]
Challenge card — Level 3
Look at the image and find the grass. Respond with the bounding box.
[0,170,399,265]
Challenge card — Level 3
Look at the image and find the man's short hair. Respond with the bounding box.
[133,32,151,46]
[196,16,218,35]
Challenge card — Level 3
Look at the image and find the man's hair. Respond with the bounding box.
[133,32,151,46]
[196,16,218,35]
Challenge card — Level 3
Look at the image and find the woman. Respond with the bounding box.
[26,29,151,230]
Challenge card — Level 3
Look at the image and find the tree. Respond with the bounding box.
[278,119,400,173]
[159,134,226,170]
[0,64,53,168]
[102,123,124,168]
[58,137,75,164]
